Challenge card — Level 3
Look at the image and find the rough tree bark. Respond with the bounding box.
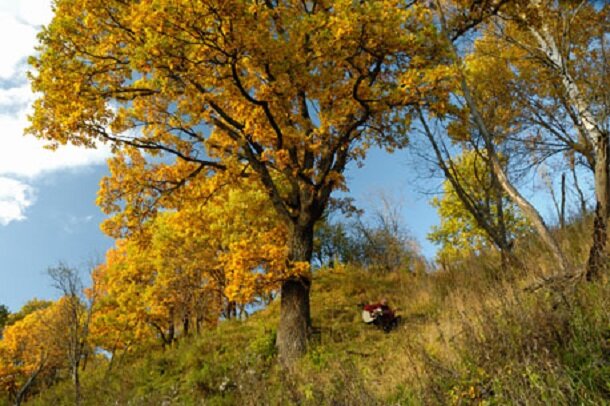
[277,221,314,367]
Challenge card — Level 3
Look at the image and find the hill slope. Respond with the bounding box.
[27,220,610,405]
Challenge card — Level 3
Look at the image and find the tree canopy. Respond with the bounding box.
[28,0,449,363]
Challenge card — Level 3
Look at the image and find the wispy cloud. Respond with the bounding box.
[0,177,35,225]
[0,0,110,225]
[61,214,95,234]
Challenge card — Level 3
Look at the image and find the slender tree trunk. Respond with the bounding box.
[277,222,313,366]
[587,136,610,280]
[14,358,46,406]
[434,0,569,273]
[527,20,608,278]
[168,322,175,345]
[104,343,118,382]
[561,173,566,229]
[73,364,81,406]
[453,55,569,274]
[225,301,236,320]
[419,110,518,267]
[490,151,569,273]
[238,304,247,319]
[548,172,562,227]
[493,173,513,270]
[183,316,190,336]
[196,315,202,334]
[571,164,588,218]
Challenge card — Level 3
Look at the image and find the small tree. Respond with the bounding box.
[48,263,97,406]
[0,302,65,405]
[428,150,529,265]
[92,176,287,349]
[0,305,9,338]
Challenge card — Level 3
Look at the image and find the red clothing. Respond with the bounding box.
[363,302,400,332]
[364,303,395,318]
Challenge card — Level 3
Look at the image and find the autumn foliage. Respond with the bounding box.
[92,175,296,350]
[3,0,609,402]
[27,0,453,363]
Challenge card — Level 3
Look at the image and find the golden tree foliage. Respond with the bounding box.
[28,0,449,362]
[27,0,438,231]
[429,151,529,263]
[91,175,292,350]
[460,2,608,168]
[458,1,609,276]
[0,300,69,399]
[415,0,607,274]
[4,299,52,328]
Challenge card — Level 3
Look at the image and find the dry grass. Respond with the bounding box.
[23,218,610,405]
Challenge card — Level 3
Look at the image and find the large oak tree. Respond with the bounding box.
[28,0,443,364]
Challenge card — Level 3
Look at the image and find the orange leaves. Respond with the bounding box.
[221,224,288,304]
[0,301,70,396]
[28,0,441,216]
[27,1,456,360]
[92,173,298,348]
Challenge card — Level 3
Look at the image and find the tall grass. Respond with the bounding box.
[22,217,610,405]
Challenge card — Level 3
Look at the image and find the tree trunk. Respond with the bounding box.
[14,358,45,406]
[493,174,513,270]
[434,2,570,274]
[571,164,588,218]
[73,364,81,406]
[168,322,175,345]
[419,110,518,268]
[587,136,610,280]
[183,316,190,336]
[560,173,566,229]
[490,154,569,273]
[196,315,203,335]
[528,21,608,278]
[453,55,569,274]
[277,223,313,367]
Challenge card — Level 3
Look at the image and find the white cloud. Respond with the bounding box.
[0,177,35,225]
[0,101,110,178]
[0,12,37,79]
[0,0,54,28]
[0,0,111,225]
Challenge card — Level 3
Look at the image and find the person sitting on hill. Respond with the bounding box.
[362,298,401,332]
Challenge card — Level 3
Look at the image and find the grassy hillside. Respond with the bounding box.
[24,219,610,405]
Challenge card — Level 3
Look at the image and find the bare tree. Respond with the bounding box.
[48,262,98,406]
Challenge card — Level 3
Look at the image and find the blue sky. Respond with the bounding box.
[0,0,443,312]
[0,146,440,312]
[0,0,592,312]
[0,0,110,311]
[0,166,113,311]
